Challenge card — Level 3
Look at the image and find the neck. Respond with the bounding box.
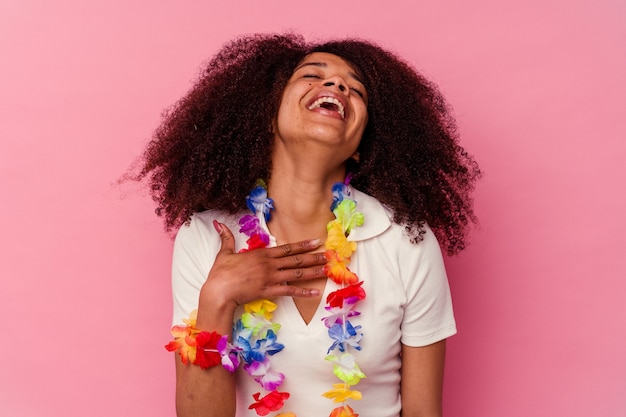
[266,173,345,244]
[266,139,350,243]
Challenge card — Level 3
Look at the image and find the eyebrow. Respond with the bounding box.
[294,61,365,85]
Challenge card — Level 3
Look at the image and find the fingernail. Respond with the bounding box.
[212,220,222,234]
[310,289,320,296]
[309,238,321,247]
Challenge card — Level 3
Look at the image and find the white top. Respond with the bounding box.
[171,188,456,417]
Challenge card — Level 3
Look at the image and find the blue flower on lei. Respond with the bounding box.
[232,320,254,363]
[245,185,274,222]
[247,329,285,363]
[327,321,364,353]
[330,182,350,211]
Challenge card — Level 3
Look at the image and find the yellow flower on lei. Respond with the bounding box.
[322,383,363,403]
[244,299,277,320]
[326,221,356,259]
[183,309,198,326]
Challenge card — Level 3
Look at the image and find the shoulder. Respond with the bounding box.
[350,187,440,253]
[173,209,248,260]
[175,210,242,243]
[350,187,446,284]
[348,187,393,242]
[170,210,246,325]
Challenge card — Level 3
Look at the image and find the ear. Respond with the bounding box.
[350,151,360,163]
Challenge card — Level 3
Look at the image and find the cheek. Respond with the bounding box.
[355,113,368,141]
[274,97,299,135]
[277,88,300,115]
[358,107,369,127]
[275,96,294,123]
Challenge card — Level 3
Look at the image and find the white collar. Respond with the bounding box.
[345,186,391,242]
[258,185,391,246]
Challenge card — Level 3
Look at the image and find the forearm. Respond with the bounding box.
[400,340,446,417]
[175,291,238,417]
[175,357,236,417]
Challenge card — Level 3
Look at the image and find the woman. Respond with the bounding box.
[140,33,480,417]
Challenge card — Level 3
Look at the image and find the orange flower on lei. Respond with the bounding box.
[324,250,358,285]
[329,404,359,417]
[165,310,200,364]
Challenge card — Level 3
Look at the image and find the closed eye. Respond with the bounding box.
[301,72,366,100]
[350,87,365,99]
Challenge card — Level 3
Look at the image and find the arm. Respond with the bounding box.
[400,340,447,417]
[174,220,327,417]
[175,351,236,417]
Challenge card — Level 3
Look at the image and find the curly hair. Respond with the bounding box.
[138,33,480,254]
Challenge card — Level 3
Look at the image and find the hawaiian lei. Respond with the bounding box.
[167,178,366,417]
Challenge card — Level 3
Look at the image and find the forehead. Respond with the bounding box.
[298,52,352,67]
[295,52,361,76]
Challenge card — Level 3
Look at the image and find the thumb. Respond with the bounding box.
[213,220,236,254]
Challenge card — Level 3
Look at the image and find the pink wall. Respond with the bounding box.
[1,1,624,416]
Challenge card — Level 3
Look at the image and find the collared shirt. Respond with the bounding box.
[171,187,456,417]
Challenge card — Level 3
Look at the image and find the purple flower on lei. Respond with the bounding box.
[244,356,285,391]
[239,214,261,236]
[217,335,241,372]
[238,214,270,249]
[322,299,361,328]
[246,185,274,222]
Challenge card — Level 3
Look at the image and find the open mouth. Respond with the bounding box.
[307,96,345,119]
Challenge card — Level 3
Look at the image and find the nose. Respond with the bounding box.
[323,76,347,93]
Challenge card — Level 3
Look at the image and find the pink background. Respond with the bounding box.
[1,0,624,416]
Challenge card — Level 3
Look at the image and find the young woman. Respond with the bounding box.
[140,33,480,417]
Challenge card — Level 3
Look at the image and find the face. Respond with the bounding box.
[273,52,368,163]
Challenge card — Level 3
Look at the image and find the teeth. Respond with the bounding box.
[308,97,345,119]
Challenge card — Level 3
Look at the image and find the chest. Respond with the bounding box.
[290,277,327,324]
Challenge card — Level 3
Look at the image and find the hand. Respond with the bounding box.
[201,220,328,311]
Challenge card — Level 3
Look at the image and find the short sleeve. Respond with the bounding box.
[170,213,220,326]
[398,227,456,346]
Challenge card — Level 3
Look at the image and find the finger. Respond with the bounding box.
[274,251,327,271]
[264,284,321,299]
[274,264,327,282]
[267,238,323,258]
[213,220,236,255]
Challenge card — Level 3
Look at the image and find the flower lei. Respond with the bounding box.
[167,178,366,417]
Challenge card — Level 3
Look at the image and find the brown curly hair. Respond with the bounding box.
[138,33,480,254]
